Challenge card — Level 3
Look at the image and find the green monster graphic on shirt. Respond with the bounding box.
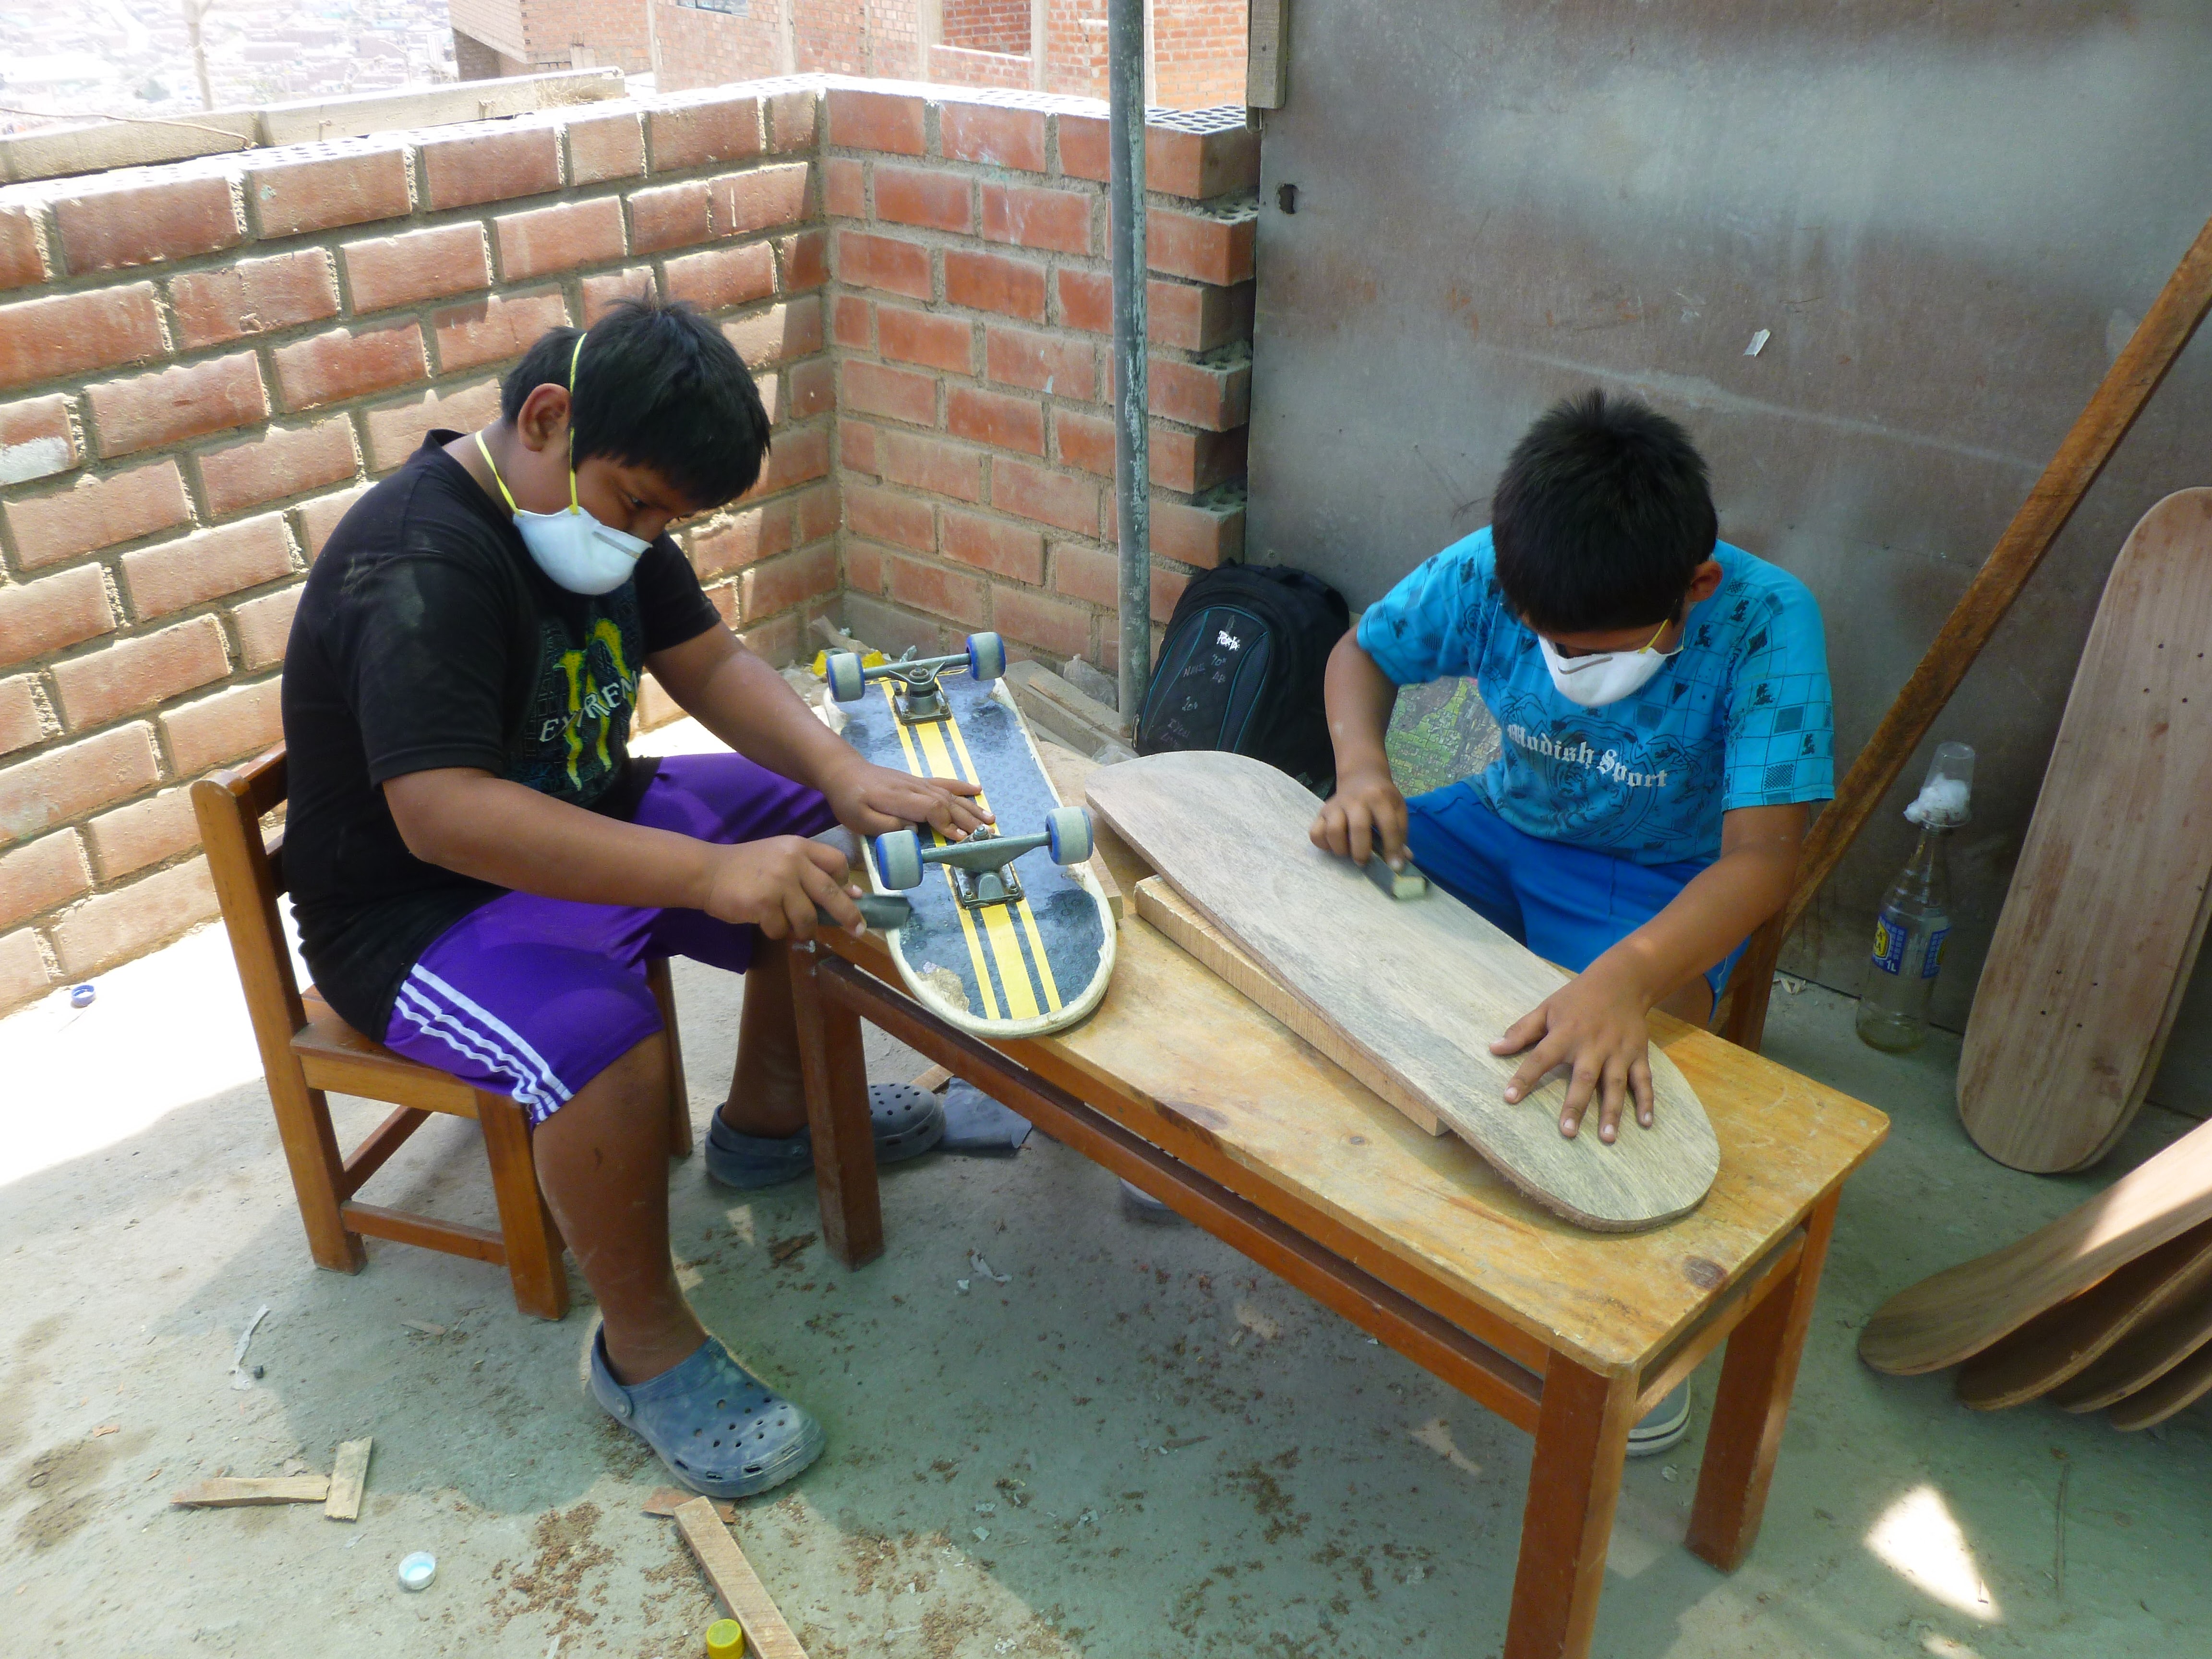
[508,587,644,805]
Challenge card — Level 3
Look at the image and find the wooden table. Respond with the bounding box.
[786,824,1887,1659]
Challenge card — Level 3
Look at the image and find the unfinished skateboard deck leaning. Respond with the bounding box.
[1960,490,2212,1172]
[1086,751,1719,1232]
[1860,1114,2212,1374]
[1952,1221,2212,1409]
[2051,1281,2212,1413]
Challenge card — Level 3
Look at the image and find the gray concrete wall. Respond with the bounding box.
[1245,0,2212,1108]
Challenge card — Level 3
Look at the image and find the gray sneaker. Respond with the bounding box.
[1118,1177,1187,1224]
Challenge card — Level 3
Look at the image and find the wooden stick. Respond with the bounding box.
[1721,208,2212,1050]
[642,1487,736,1522]
[171,1476,329,1508]
[672,1497,809,1659]
[324,1439,372,1522]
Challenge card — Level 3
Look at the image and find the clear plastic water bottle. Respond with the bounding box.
[1856,743,1974,1054]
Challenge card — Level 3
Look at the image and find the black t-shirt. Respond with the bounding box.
[281,433,721,1035]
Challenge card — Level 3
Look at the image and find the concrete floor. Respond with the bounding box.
[4,853,2209,1656]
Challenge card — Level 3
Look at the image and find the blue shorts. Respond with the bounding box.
[1402,783,1749,1004]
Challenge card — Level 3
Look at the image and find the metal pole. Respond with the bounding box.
[1107,0,1150,732]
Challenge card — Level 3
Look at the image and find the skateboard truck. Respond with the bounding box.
[826,632,1006,725]
[872,808,1094,913]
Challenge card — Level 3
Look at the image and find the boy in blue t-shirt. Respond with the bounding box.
[1314,390,1832,1149]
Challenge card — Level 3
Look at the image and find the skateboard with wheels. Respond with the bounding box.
[826,633,1117,1039]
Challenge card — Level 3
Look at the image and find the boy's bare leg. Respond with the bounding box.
[719,937,809,1138]
[532,1034,707,1384]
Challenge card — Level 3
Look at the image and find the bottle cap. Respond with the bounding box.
[397,1551,437,1592]
[706,1617,746,1658]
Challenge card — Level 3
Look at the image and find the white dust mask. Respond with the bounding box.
[1537,619,1680,709]
[473,337,650,597]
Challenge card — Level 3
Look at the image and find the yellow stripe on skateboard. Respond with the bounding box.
[913,714,1039,1020]
[882,685,1001,1022]
[939,697,1063,1014]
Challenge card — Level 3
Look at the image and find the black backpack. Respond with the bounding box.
[1135,565,1350,793]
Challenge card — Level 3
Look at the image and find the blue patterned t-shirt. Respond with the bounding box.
[1357,530,1833,866]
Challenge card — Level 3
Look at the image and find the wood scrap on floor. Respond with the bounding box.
[324,1438,372,1521]
[908,1064,954,1093]
[1003,660,1133,759]
[642,1488,736,1523]
[671,1495,809,1659]
[171,1476,330,1507]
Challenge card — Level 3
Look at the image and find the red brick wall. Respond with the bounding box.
[823,84,1255,672]
[1151,0,1246,109]
[0,84,833,1011]
[942,0,1031,53]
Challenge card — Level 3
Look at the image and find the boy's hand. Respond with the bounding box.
[702,837,866,940]
[1491,963,1657,1143]
[821,756,991,841]
[1310,764,1409,867]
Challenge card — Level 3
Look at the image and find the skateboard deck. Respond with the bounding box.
[2106,1334,2212,1430]
[1952,1221,2212,1409]
[837,661,1115,1040]
[1960,490,2212,1172]
[2051,1282,2212,1412]
[1086,751,1720,1232]
[1859,1114,2212,1374]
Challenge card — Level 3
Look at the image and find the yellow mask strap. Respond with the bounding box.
[472,429,521,515]
[564,333,584,514]
[1637,618,1669,654]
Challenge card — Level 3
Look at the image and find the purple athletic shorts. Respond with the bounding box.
[380,752,835,1124]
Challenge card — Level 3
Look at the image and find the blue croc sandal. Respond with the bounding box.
[589,1329,825,1499]
[705,1082,945,1190]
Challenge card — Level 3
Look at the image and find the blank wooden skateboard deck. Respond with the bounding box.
[2051,1284,2212,1412]
[1960,490,2212,1172]
[1860,1114,2212,1374]
[840,670,1115,1039]
[2105,1328,2212,1429]
[1952,1221,2212,1409]
[1086,751,1719,1232]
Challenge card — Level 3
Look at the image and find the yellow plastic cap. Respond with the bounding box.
[706,1618,746,1659]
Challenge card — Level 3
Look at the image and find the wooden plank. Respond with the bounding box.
[1960,491,2212,1171]
[1955,1222,2212,1409]
[324,1439,372,1522]
[644,1488,736,1522]
[1003,660,1129,756]
[1721,208,2212,1052]
[1088,752,1720,1232]
[1247,0,1289,109]
[1135,874,1446,1135]
[1859,1114,2212,1375]
[2051,1284,2212,1412]
[673,1496,810,1659]
[172,1476,329,1508]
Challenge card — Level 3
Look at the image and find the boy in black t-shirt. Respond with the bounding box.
[283,299,984,1498]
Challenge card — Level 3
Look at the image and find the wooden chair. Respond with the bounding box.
[192,744,694,1320]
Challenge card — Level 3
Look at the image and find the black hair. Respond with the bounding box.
[1490,389,1718,634]
[500,294,770,509]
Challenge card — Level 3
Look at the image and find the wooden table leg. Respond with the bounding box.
[1505,1358,1637,1659]
[1687,1186,1842,1571]
[789,940,883,1268]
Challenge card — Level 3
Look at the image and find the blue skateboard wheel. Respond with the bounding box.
[874,829,924,890]
[965,632,1006,683]
[827,651,866,702]
[1046,806,1091,866]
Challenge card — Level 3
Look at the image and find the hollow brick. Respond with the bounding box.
[582,266,659,322]
[0,676,42,757]
[0,723,161,842]
[837,230,932,300]
[664,243,777,313]
[272,321,427,412]
[877,304,973,373]
[992,456,1100,536]
[168,250,340,351]
[945,249,1047,321]
[51,174,240,274]
[433,289,572,374]
[0,831,91,932]
[498,197,629,280]
[342,223,492,314]
[0,393,81,485]
[84,787,200,881]
[0,565,113,658]
[845,482,935,554]
[362,380,503,473]
[777,229,829,293]
[826,89,926,156]
[824,157,865,218]
[160,675,283,775]
[0,204,42,291]
[50,854,218,979]
[419,124,562,211]
[49,615,230,731]
[887,555,987,630]
[0,285,165,394]
[744,424,830,499]
[630,180,713,255]
[231,584,305,670]
[566,109,647,186]
[297,483,373,558]
[197,420,357,519]
[710,162,812,237]
[857,425,985,503]
[244,147,410,237]
[875,166,973,235]
[984,325,1096,401]
[982,184,1092,257]
[723,299,824,368]
[941,104,1047,173]
[87,354,267,460]
[741,543,839,621]
[650,94,762,172]
[948,385,1046,457]
[842,361,937,427]
[992,584,1092,659]
[120,513,293,620]
[942,509,1045,586]
[765,87,818,155]
[5,460,189,569]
